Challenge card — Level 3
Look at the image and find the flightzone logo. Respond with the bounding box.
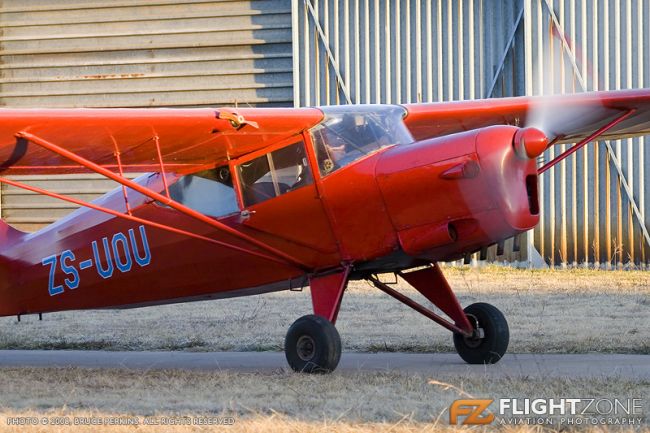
[41,225,151,296]
[449,400,494,425]
[450,398,645,426]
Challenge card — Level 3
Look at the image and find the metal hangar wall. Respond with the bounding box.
[294,0,650,268]
[0,0,292,232]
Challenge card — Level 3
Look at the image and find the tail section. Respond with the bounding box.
[0,219,26,315]
[0,218,26,248]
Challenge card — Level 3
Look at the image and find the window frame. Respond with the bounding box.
[232,135,315,209]
[308,105,412,178]
[155,164,240,216]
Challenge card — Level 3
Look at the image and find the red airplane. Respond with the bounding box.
[0,89,649,373]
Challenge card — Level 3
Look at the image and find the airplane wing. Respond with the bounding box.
[0,107,323,174]
[3,89,649,175]
[403,88,650,144]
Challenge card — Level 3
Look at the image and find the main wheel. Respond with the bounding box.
[284,314,342,373]
[453,302,509,364]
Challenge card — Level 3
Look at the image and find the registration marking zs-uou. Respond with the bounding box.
[41,225,151,296]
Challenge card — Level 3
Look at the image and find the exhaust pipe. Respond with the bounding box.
[399,221,457,255]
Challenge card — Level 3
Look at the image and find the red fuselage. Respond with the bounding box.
[0,122,540,317]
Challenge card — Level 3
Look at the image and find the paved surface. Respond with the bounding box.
[0,350,646,379]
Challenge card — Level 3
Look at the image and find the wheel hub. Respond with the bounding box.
[463,313,485,348]
[296,335,316,361]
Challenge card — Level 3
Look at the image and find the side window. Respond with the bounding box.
[168,166,239,217]
[238,140,313,207]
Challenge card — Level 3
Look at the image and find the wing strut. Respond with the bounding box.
[153,135,171,198]
[538,109,635,174]
[13,131,310,271]
[109,134,132,215]
[0,176,295,266]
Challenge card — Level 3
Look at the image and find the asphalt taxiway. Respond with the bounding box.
[0,351,646,378]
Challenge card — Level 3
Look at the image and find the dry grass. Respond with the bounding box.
[0,367,647,426]
[0,266,648,354]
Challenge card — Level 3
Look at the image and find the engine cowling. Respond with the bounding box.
[375,125,543,259]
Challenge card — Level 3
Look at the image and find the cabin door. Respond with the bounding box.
[232,137,340,267]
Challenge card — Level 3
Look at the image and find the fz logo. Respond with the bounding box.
[449,399,494,425]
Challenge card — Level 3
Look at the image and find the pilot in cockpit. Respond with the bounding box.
[310,105,413,176]
[317,113,388,173]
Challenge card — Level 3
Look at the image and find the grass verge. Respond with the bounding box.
[0,367,647,424]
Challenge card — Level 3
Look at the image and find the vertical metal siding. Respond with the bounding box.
[295,0,524,106]
[295,0,650,267]
[295,0,529,263]
[526,0,650,268]
[0,0,293,231]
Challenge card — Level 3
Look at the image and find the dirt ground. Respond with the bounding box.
[0,266,648,354]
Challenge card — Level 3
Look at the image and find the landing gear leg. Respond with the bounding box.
[368,263,509,364]
[284,268,349,373]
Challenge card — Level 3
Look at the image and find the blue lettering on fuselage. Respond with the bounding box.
[92,237,114,279]
[129,225,151,267]
[111,232,132,273]
[60,250,79,289]
[42,225,152,296]
[42,255,64,296]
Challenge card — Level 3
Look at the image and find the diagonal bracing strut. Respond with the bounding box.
[0,176,295,266]
[538,109,636,174]
[368,269,474,337]
[14,131,310,271]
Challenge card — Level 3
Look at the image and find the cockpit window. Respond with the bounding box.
[310,105,413,176]
[168,166,239,217]
[238,140,313,207]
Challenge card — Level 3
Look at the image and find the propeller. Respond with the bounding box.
[520,25,607,148]
[513,127,548,160]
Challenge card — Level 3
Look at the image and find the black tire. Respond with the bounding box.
[453,302,509,364]
[284,314,342,373]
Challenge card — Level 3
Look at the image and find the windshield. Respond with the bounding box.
[310,105,413,176]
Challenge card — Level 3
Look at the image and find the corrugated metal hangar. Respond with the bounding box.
[1,0,649,268]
